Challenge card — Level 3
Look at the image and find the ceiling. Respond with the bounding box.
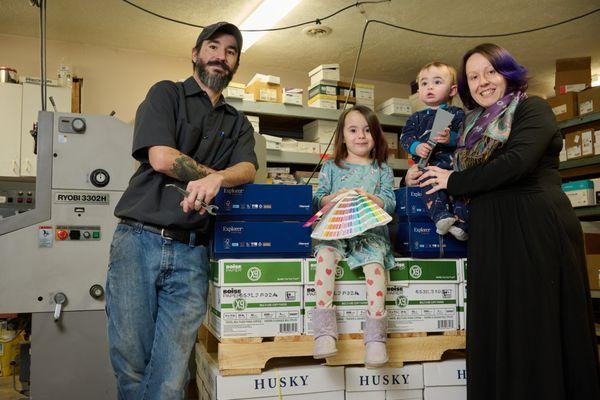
[1,0,599,96]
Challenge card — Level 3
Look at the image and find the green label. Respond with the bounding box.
[210,306,221,317]
[214,260,303,285]
[221,301,300,309]
[390,259,457,282]
[307,259,365,283]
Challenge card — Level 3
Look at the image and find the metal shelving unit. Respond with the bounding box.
[557,111,600,130]
[230,99,408,127]
[266,149,409,170]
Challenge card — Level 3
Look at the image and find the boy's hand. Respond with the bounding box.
[433,128,451,144]
[415,143,432,158]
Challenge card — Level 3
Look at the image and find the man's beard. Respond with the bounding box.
[196,60,236,93]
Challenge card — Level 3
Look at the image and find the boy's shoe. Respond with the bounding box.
[435,216,456,235]
[448,223,468,241]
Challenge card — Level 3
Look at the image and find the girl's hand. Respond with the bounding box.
[415,143,432,158]
[355,188,383,208]
[433,128,451,144]
[418,166,452,194]
[405,164,423,186]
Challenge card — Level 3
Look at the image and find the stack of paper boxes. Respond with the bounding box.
[302,119,337,156]
[394,187,467,258]
[195,343,345,399]
[208,184,312,339]
[308,64,342,110]
[388,259,460,333]
[423,359,467,400]
[345,364,425,400]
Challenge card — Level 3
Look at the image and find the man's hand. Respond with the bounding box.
[181,173,225,214]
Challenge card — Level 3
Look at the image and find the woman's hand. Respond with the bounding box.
[418,166,453,194]
[433,128,451,144]
[404,164,423,186]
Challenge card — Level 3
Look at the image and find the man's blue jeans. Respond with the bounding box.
[106,222,209,400]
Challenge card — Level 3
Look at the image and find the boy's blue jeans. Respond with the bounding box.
[106,222,209,400]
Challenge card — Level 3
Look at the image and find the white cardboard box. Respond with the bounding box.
[303,119,337,142]
[423,386,466,400]
[207,282,303,338]
[308,94,337,110]
[384,132,399,150]
[423,359,467,387]
[223,82,245,99]
[387,284,459,332]
[309,64,340,85]
[345,364,424,391]
[346,391,386,400]
[262,134,282,150]
[356,83,375,102]
[201,355,345,400]
[283,88,303,105]
[296,141,321,154]
[387,389,424,400]
[377,98,412,116]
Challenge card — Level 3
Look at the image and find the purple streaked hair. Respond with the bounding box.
[458,43,528,110]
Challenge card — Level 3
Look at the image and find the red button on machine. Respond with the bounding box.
[56,229,69,240]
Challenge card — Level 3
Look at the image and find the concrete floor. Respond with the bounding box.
[0,375,26,400]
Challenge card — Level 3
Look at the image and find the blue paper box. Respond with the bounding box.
[396,221,466,258]
[214,184,312,221]
[214,221,312,258]
[395,187,429,221]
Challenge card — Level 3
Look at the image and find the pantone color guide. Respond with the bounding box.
[311,190,392,240]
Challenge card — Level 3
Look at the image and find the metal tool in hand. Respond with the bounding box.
[165,184,219,215]
[417,108,455,170]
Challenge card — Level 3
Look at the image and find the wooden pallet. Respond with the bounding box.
[197,326,465,376]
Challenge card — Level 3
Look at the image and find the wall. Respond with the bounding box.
[0,33,411,123]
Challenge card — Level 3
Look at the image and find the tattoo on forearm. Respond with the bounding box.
[171,155,211,181]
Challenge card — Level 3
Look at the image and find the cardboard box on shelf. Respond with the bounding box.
[247,115,260,133]
[564,131,582,160]
[296,141,320,154]
[308,80,338,99]
[562,180,595,207]
[282,88,303,105]
[223,82,246,99]
[559,138,567,162]
[585,254,600,290]
[302,119,337,142]
[581,129,594,157]
[546,92,578,122]
[308,94,337,110]
[555,57,591,95]
[577,86,600,115]
[262,134,282,150]
[356,83,375,103]
[246,74,282,103]
[377,98,412,116]
[309,64,340,85]
[337,81,356,98]
[594,130,600,155]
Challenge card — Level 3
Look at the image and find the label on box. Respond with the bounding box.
[208,283,302,338]
[304,284,367,334]
[552,104,567,116]
[345,364,424,391]
[305,258,366,284]
[259,89,277,102]
[582,130,594,155]
[211,259,303,286]
[567,145,581,159]
[386,284,458,332]
[580,100,593,115]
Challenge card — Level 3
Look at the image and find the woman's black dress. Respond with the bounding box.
[447,96,600,399]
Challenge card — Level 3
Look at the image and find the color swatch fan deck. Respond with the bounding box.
[311,190,392,240]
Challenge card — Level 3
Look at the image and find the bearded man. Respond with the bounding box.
[106,22,257,400]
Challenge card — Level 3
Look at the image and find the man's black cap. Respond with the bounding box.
[196,22,243,53]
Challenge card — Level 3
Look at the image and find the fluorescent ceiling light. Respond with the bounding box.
[239,0,301,52]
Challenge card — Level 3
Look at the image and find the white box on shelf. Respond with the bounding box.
[562,180,595,207]
[458,282,466,330]
[223,82,246,99]
[345,364,424,391]
[281,138,299,152]
[303,119,338,142]
[377,98,412,116]
[356,83,375,102]
[309,64,340,85]
[308,94,337,110]
[297,141,321,154]
[262,134,282,150]
[247,115,260,133]
[283,88,303,105]
[559,139,567,161]
[581,129,594,156]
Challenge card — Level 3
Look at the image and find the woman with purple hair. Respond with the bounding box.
[412,43,600,399]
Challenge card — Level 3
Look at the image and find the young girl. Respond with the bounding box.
[311,105,396,368]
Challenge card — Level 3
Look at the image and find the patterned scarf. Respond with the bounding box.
[455,91,526,171]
